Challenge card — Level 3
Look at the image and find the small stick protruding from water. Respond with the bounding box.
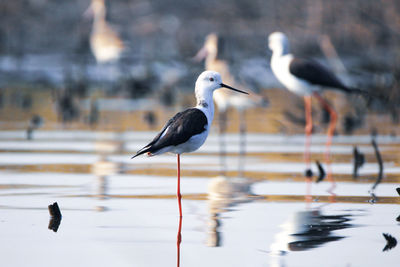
[352,146,365,179]
[382,233,397,252]
[371,139,383,191]
[315,160,326,183]
[48,202,62,232]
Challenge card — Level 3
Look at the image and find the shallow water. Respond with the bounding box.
[0,128,399,267]
[0,87,399,266]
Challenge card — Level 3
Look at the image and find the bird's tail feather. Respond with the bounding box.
[131,146,151,159]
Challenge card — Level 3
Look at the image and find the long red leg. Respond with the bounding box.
[313,92,337,190]
[176,154,183,267]
[176,214,182,267]
[304,96,313,203]
[177,154,182,217]
[304,96,313,170]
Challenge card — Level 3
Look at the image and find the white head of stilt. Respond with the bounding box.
[268,32,290,57]
[194,71,223,124]
[194,71,248,126]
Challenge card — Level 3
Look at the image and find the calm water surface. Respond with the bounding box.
[0,90,399,266]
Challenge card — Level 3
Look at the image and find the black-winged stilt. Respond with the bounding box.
[268,32,365,178]
[195,33,268,176]
[85,0,124,64]
[131,70,248,218]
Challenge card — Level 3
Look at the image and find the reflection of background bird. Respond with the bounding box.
[268,32,365,177]
[269,209,353,267]
[195,33,268,176]
[207,176,256,247]
[86,0,124,64]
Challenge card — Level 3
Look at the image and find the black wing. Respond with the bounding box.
[131,108,207,158]
[289,58,350,92]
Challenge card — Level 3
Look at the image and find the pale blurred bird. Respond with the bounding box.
[195,33,267,114]
[268,32,366,177]
[85,0,124,63]
[194,33,268,176]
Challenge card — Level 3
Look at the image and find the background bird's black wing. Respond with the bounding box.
[149,108,208,151]
[289,58,349,91]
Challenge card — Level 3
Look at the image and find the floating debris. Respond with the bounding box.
[371,139,384,191]
[304,168,313,178]
[315,161,326,183]
[352,146,365,179]
[382,233,397,252]
[48,202,62,232]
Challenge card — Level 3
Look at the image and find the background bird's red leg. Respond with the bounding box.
[304,96,313,203]
[177,154,182,217]
[313,93,337,189]
[304,96,313,169]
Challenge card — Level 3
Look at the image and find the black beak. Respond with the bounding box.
[220,83,249,94]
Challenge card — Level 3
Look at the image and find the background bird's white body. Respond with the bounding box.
[88,0,124,64]
[271,54,316,96]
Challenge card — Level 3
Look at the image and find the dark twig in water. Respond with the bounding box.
[48,202,62,232]
[305,168,313,178]
[315,161,326,183]
[371,139,383,191]
[382,233,397,252]
[352,146,365,179]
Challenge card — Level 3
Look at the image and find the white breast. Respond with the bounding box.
[172,127,209,154]
[271,54,317,96]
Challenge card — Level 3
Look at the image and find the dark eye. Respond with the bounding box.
[209,77,214,82]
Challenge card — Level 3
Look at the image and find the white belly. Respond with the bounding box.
[171,129,209,154]
[271,55,317,96]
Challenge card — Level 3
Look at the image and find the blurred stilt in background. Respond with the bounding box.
[26,114,43,140]
[85,0,124,65]
[85,0,126,92]
[268,32,367,188]
[194,33,268,177]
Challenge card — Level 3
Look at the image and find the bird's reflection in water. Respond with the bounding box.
[177,215,182,267]
[207,176,258,247]
[269,208,353,267]
[91,137,123,211]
